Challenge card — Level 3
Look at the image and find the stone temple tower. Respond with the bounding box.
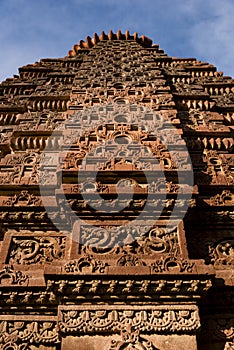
[0,30,233,350]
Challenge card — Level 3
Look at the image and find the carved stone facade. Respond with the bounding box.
[0,30,233,350]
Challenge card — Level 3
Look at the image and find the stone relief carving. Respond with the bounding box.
[209,190,233,206]
[0,320,59,348]
[77,225,179,257]
[136,226,179,255]
[0,151,41,185]
[214,92,234,107]
[0,266,29,286]
[1,191,42,206]
[202,150,234,185]
[8,236,66,265]
[0,29,233,350]
[0,211,48,223]
[64,256,107,273]
[179,109,230,132]
[152,255,195,273]
[109,326,157,350]
[173,82,207,96]
[0,278,212,306]
[209,239,234,268]
[58,305,200,334]
[117,254,145,267]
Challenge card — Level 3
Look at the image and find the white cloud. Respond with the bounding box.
[0,0,233,81]
[181,0,234,76]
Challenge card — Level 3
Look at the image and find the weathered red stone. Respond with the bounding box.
[0,30,233,350]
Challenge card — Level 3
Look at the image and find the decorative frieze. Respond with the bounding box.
[0,317,59,348]
[58,305,200,334]
[8,235,66,265]
[0,266,29,286]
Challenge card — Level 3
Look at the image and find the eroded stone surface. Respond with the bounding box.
[0,30,233,350]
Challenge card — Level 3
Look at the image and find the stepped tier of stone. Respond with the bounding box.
[0,30,233,350]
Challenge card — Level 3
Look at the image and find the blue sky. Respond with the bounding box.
[0,0,233,82]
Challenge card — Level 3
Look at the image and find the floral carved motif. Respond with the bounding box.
[0,320,59,348]
[8,236,66,265]
[0,278,212,306]
[209,190,234,206]
[58,305,200,334]
[209,239,234,268]
[152,255,195,273]
[0,266,29,286]
[109,326,157,350]
[136,226,179,255]
[0,151,41,185]
[15,110,66,131]
[64,256,107,273]
[78,225,179,256]
[202,150,234,185]
[117,254,145,266]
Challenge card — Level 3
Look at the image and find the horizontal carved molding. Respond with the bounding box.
[58,304,200,334]
[0,277,212,306]
[0,316,59,346]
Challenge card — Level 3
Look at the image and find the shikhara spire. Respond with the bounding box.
[0,30,233,350]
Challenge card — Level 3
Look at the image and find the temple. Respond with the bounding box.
[0,30,233,350]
